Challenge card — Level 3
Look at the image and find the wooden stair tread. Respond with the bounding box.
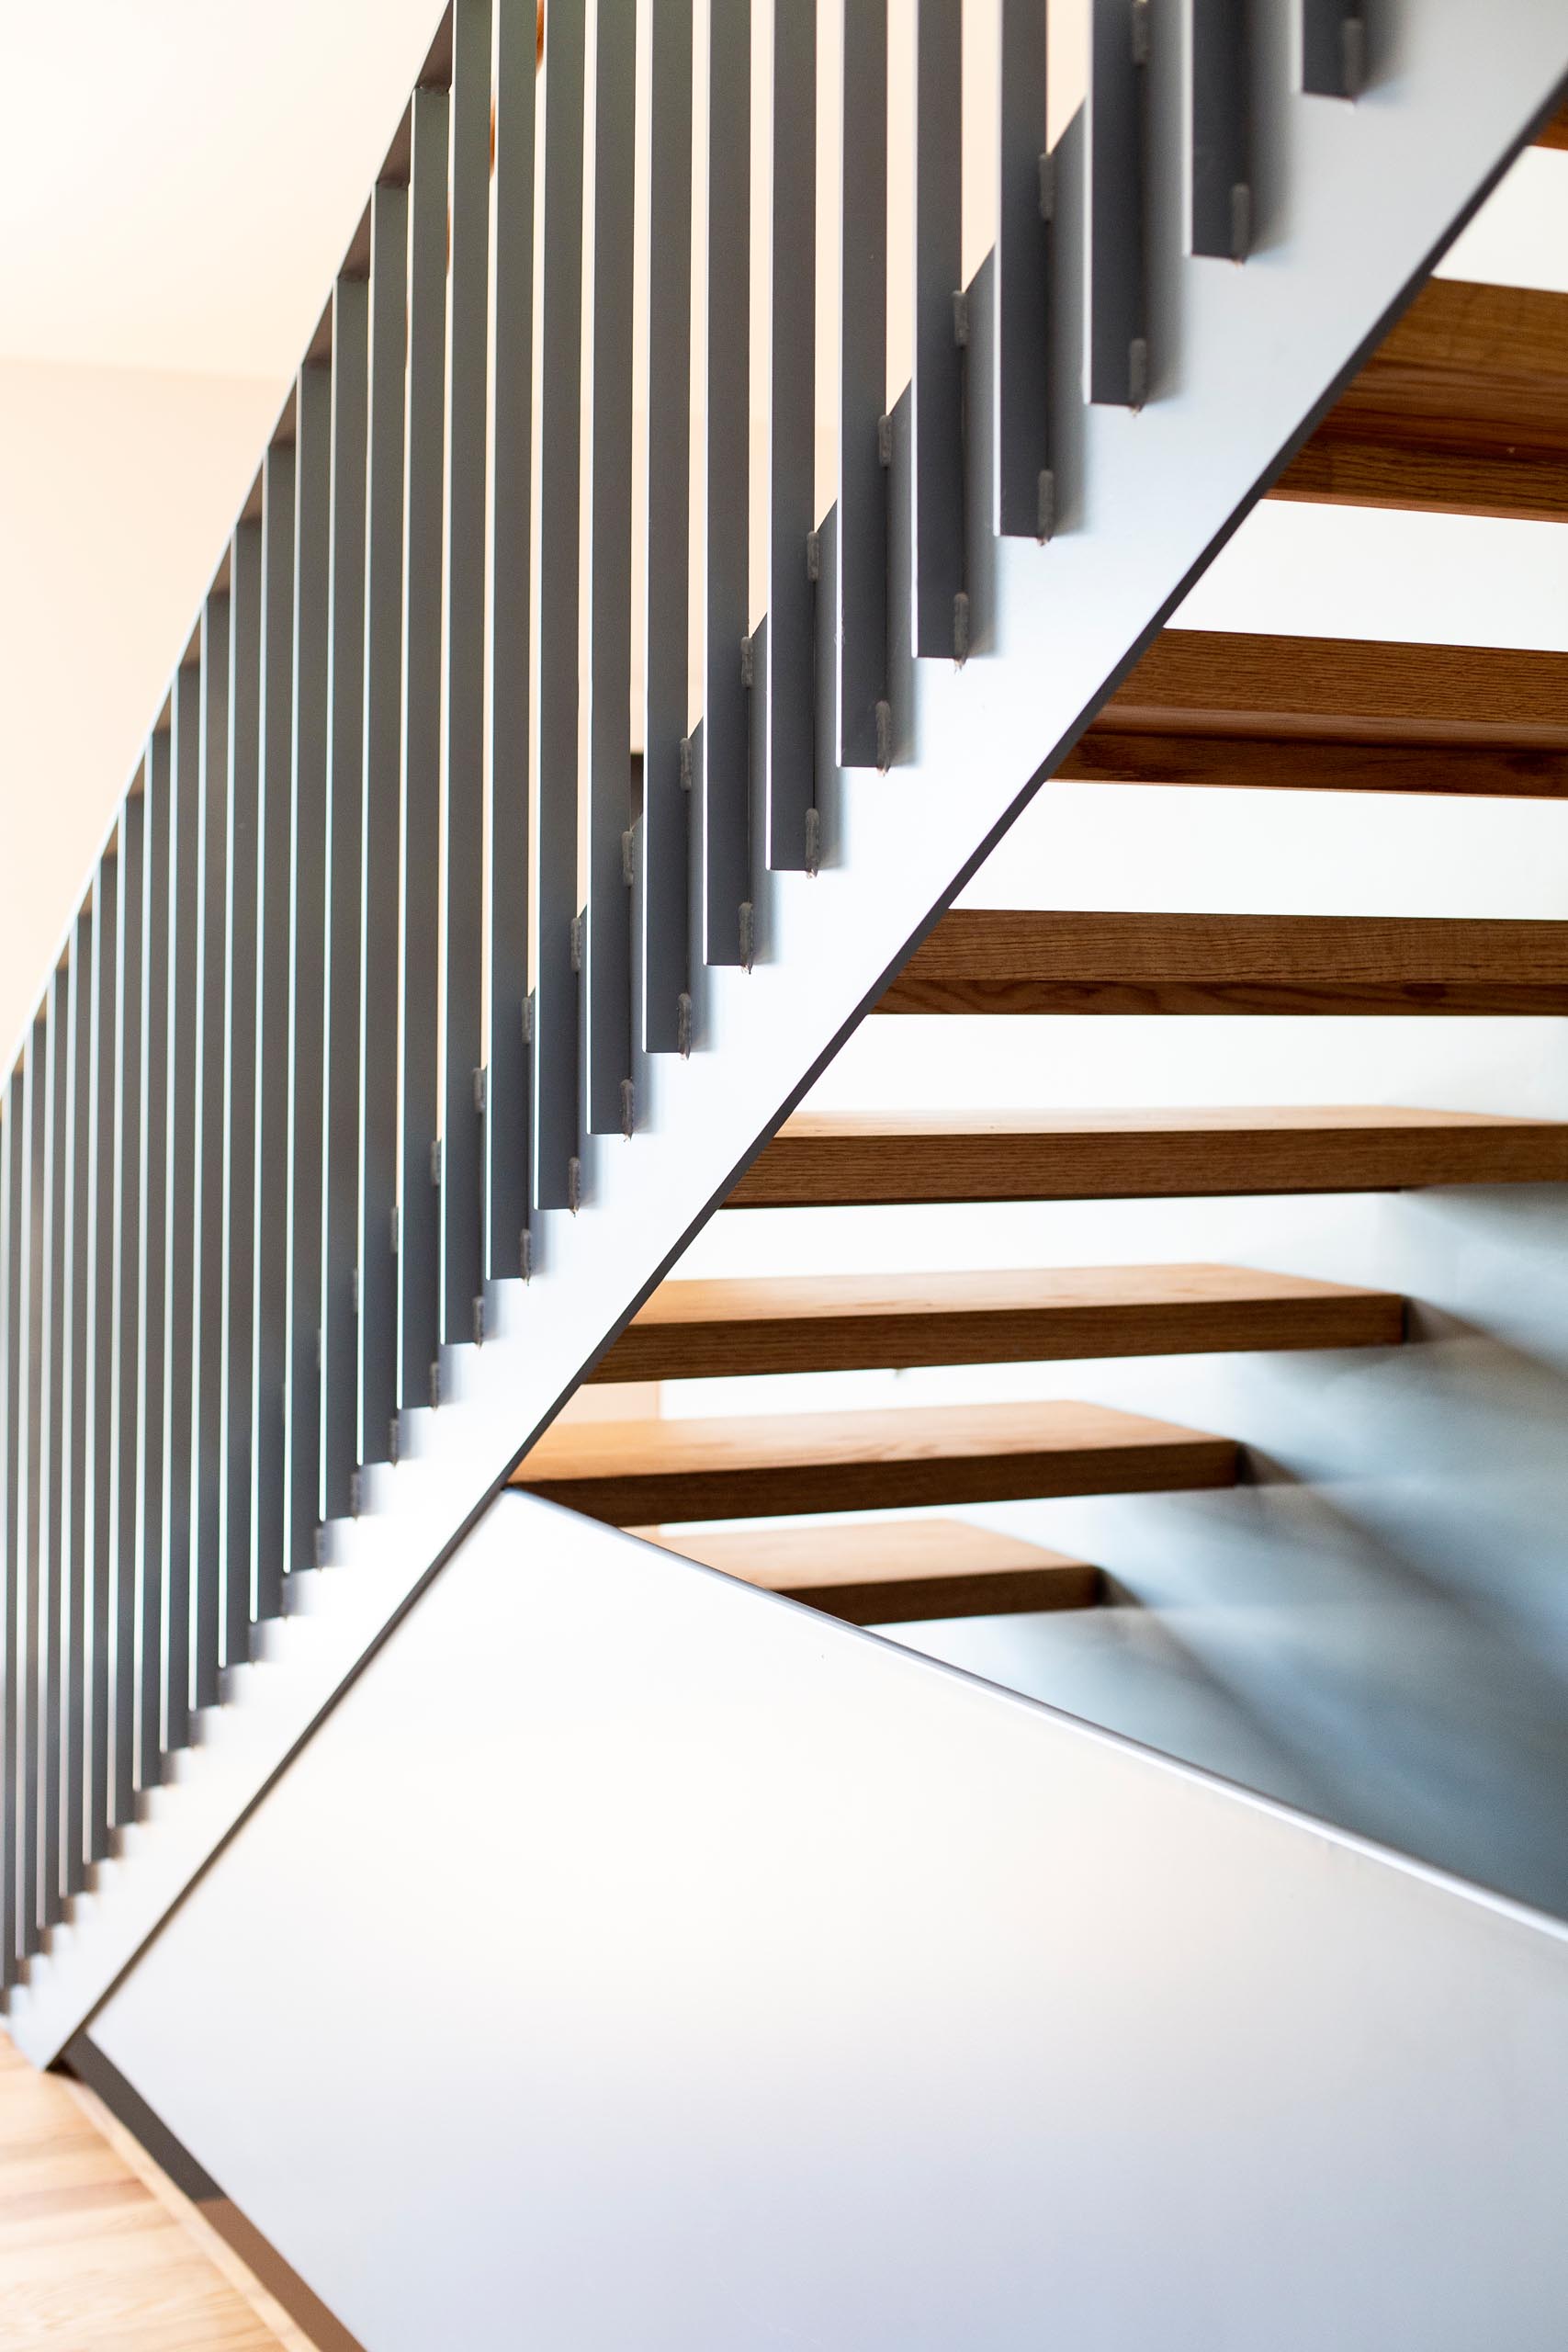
[1063,631,1568,799]
[883,911,1568,1017]
[733,1106,1568,1206]
[595,1262,1403,1381]
[515,1401,1239,1521]
[627,1520,1102,1623]
[1280,277,1568,523]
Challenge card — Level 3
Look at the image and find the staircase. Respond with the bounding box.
[6,2,1568,2340]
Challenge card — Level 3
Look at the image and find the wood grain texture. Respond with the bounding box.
[0,2033,294,2351]
[1279,278,1568,522]
[1538,96,1568,149]
[627,1519,1103,1623]
[1060,727,1568,799]
[514,1401,1239,1521]
[594,1263,1404,1381]
[732,1107,1568,1207]
[883,911,1568,1016]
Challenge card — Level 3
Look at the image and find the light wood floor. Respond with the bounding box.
[0,2031,310,2351]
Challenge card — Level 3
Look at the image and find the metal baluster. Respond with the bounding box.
[1190,0,1251,261]
[701,0,751,967]
[584,0,637,1134]
[1087,0,1148,408]
[360,175,410,1458]
[837,0,888,769]
[638,0,693,1054]
[1,1068,21,1983]
[1302,0,1363,100]
[193,596,231,1708]
[911,0,964,659]
[400,82,451,1390]
[40,966,70,1927]
[484,0,536,1260]
[87,846,118,1861]
[287,360,332,1569]
[996,0,1051,537]
[254,443,297,1627]
[533,0,587,1208]
[164,660,201,1752]
[222,518,263,1668]
[63,908,93,1897]
[110,790,144,1824]
[20,1013,46,1946]
[322,275,370,1524]
[763,0,817,872]
[137,729,172,1792]
[441,0,492,1328]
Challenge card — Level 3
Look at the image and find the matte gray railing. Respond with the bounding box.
[2,0,1557,2010]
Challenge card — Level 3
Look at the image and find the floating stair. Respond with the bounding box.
[593,1264,1404,1383]
[629,1520,1103,1625]
[733,1107,1568,1208]
[883,912,1568,1018]
[515,1402,1239,1523]
[1280,277,1568,524]
[1064,632,1568,798]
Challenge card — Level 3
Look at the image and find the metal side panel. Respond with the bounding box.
[86,850,118,1861]
[164,663,201,1754]
[221,526,263,1668]
[88,1496,1568,2352]
[193,598,231,1709]
[109,796,144,1827]
[62,910,92,1901]
[699,0,751,968]
[39,965,70,1929]
[14,0,1568,2064]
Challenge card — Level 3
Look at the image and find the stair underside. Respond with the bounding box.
[595,1263,1403,1382]
[1283,277,1568,524]
[1065,631,1568,798]
[629,1520,1103,1624]
[515,1402,1239,1522]
[732,1107,1568,1207]
[883,912,1568,1017]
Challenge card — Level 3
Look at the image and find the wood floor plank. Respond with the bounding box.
[628,1519,1104,1623]
[515,1401,1239,1521]
[1279,278,1568,524]
[594,1263,1404,1382]
[732,1107,1568,1208]
[883,912,1568,1017]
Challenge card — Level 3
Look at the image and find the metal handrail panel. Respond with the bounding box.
[910,0,964,661]
[399,85,450,1396]
[762,0,817,874]
[19,1015,47,1951]
[62,911,93,1899]
[221,525,263,1670]
[0,1070,20,1981]
[109,792,143,1826]
[699,0,751,967]
[163,662,202,1754]
[135,735,170,1795]
[483,0,536,1268]
[1087,0,1148,408]
[836,0,887,770]
[584,0,637,1136]
[321,278,370,1526]
[995,0,1051,538]
[86,849,118,1861]
[39,967,71,1928]
[193,598,231,1709]
[358,178,409,1463]
[440,0,493,1330]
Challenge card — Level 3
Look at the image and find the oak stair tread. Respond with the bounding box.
[594,1262,1404,1382]
[628,1519,1103,1624]
[515,1401,1239,1522]
[732,1106,1568,1206]
[883,910,1568,1017]
[1280,277,1568,524]
[1065,631,1568,798]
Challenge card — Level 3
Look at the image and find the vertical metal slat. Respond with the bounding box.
[995,0,1051,537]
[287,362,333,1571]
[222,523,263,1668]
[87,847,118,1860]
[484,0,536,1261]
[400,84,451,1391]
[1190,0,1251,260]
[193,599,231,1709]
[700,0,751,967]
[763,0,817,873]
[1302,0,1364,100]
[21,1013,47,1946]
[911,0,964,660]
[164,662,201,1753]
[110,790,144,1824]
[253,445,297,1627]
[441,0,493,1329]
[584,0,637,1134]
[533,0,587,1208]
[638,0,693,1054]
[1087,0,1148,409]
[40,966,71,1928]
[360,178,410,1460]
[322,277,370,1524]
[63,910,93,1898]
[837,0,888,769]
[1,1069,21,1982]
